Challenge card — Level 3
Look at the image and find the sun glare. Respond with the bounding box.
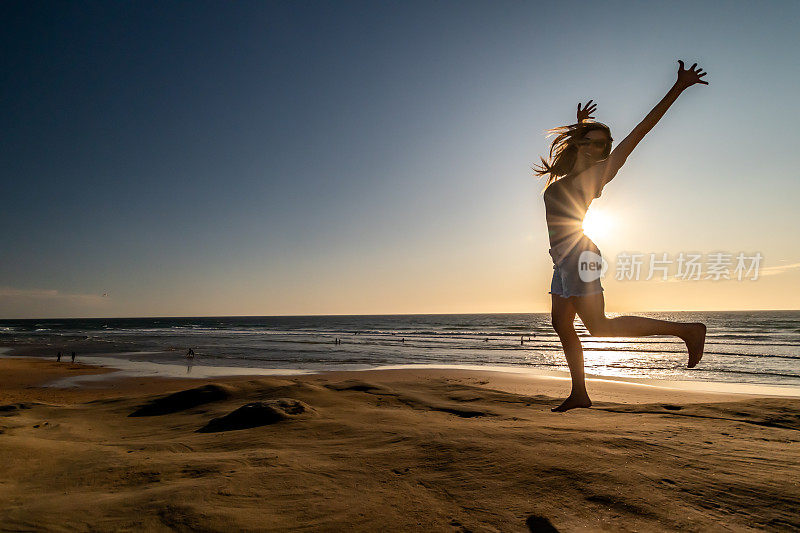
[583,207,615,242]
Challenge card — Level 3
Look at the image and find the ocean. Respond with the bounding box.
[1,311,799,388]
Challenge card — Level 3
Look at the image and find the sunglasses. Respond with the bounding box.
[575,139,611,149]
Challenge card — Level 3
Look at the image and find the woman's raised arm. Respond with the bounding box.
[603,60,708,178]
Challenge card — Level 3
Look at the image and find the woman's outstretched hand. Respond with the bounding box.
[676,60,709,89]
[577,100,597,123]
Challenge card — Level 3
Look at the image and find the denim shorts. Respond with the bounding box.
[548,237,604,299]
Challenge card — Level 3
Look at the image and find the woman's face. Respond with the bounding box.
[576,130,611,164]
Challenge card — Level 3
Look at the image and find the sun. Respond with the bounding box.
[582,207,615,242]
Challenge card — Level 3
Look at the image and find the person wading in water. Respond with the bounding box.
[534,60,709,412]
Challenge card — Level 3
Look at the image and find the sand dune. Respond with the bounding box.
[0,358,798,531]
[199,399,316,433]
[130,384,235,417]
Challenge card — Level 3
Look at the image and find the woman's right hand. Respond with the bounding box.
[577,100,597,123]
[676,60,709,89]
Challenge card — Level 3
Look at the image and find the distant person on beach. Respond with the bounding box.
[186,348,195,358]
[534,60,709,412]
[71,352,76,363]
[57,351,62,362]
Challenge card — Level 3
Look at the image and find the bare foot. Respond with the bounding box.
[551,395,592,412]
[682,322,707,368]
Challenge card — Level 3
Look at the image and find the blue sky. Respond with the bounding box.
[2,1,799,318]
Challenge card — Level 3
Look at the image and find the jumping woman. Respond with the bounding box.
[534,60,709,412]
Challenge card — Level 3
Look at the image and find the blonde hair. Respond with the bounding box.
[533,121,613,189]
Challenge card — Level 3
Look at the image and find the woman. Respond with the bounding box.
[534,60,709,412]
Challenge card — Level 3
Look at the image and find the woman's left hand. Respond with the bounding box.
[676,60,709,89]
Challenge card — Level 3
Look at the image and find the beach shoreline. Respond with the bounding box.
[3,311,799,393]
[4,341,800,399]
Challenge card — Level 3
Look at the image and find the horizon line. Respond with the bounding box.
[2,308,799,321]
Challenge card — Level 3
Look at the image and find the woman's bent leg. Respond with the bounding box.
[571,292,706,367]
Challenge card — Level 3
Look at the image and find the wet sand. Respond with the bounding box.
[1,357,798,531]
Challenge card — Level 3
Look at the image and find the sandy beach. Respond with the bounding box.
[1,357,798,532]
